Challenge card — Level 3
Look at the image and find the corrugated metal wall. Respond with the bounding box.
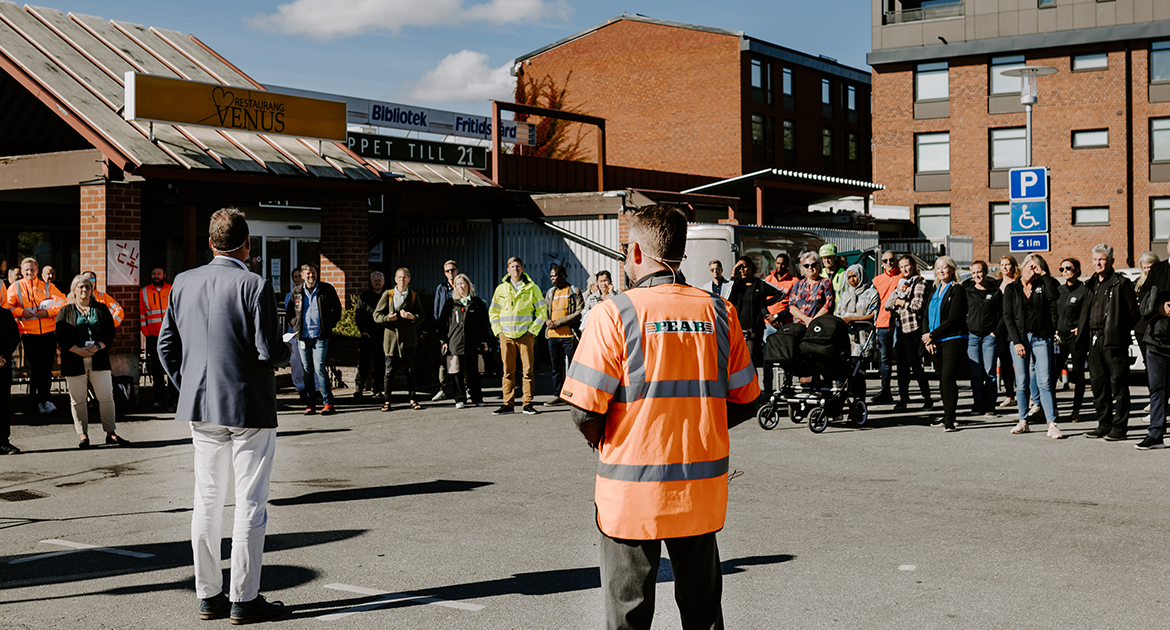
[804,228,880,254]
[396,217,620,301]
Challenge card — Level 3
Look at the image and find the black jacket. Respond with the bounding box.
[438,296,492,356]
[926,282,968,340]
[1076,269,1138,349]
[55,302,116,376]
[354,288,382,337]
[0,307,18,366]
[728,277,782,342]
[1142,287,1170,357]
[289,281,342,340]
[1004,275,1060,344]
[962,279,1001,336]
[1056,279,1088,334]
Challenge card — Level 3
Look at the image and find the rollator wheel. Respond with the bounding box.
[757,404,780,430]
[850,400,868,427]
[807,407,828,433]
[789,404,803,424]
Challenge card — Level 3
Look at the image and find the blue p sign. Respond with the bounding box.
[1010,167,1048,200]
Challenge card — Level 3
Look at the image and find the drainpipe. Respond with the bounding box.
[1127,40,1135,267]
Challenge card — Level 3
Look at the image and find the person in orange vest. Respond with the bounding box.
[141,267,175,408]
[870,250,902,404]
[82,271,125,327]
[5,257,66,414]
[761,252,798,391]
[561,204,760,630]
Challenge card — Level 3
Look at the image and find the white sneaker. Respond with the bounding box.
[1010,419,1030,434]
[455,402,465,409]
[43,401,57,414]
[1142,414,1153,424]
[431,391,447,402]
[1046,423,1066,439]
[1028,404,1042,418]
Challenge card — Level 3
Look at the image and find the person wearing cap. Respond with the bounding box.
[820,244,848,297]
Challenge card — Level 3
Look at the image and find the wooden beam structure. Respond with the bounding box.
[490,100,606,191]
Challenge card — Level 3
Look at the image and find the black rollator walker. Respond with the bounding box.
[757,316,875,433]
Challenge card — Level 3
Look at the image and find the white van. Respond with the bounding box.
[682,223,826,285]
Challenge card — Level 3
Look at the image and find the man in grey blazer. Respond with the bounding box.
[157,208,290,625]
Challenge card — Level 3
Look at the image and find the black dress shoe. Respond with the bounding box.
[78,437,91,449]
[1104,432,1128,442]
[105,435,131,446]
[871,392,894,404]
[230,595,285,625]
[892,400,908,411]
[199,593,231,620]
[1084,429,1108,439]
[922,399,935,411]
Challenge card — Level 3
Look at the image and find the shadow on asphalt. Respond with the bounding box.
[268,479,492,507]
[0,530,365,592]
[278,428,351,438]
[281,553,796,619]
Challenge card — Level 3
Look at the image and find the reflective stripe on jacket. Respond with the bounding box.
[560,281,761,540]
[5,279,66,335]
[488,273,546,339]
[140,283,172,336]
[93,291,125,327]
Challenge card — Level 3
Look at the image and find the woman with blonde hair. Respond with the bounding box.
[55,274,127,449]
[1135,251,1161,363]
[438,273,491,408]
[1003,254,1066,438]
[923,256,967,431]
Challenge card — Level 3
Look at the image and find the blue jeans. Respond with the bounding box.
[298,338,332,406]
[876,326,895,395]
[967,334,997,412]
[1010,334,1056,423]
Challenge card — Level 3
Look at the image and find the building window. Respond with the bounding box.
[847,85,856,111]
[1153,199,1170,241]
[1152,118,1170,161]
[991,127,1027,170]
[822,79,831,105]
[917,205,951,239]
[751,58,773,105]
[916,132,949,173]
[915,62,949,101]
[751,114,774,163]
[782,68,793,96]
[1038,0,1055,7]
[822,128,833,157]
[1073,207,1110,226]
[992,203,1011,244]
[1072,53,1108,71]
[991,55,1026,95]
[848,133,859,161]
[1073,129,1109,148]
[783,120,795,151]
[1154,42,1170,83]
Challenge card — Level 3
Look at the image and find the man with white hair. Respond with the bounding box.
[1077,243,1138,441]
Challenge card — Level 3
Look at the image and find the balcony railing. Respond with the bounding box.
[883,1,963,24]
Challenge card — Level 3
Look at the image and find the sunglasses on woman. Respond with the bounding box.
[802,263,817,269]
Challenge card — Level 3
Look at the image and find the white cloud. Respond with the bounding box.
[249,0,570,40]
[400,50,515,105]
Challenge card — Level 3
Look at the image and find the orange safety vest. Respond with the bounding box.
[5,278,66,335]
[93,290,125,327]
[140,283,171,337]
[560,279,761,540]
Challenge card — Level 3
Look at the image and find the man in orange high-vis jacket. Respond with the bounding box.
[870,250,902,404]
[561,205,760,630]
[5,258,66,414]
[82,271,125,327]
[141,267,175,407]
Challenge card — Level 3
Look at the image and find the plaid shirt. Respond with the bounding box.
[790,278,834,319]
[886,275,928,333]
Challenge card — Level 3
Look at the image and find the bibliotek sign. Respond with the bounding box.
[124,73,347,142]
[346,132,487,169]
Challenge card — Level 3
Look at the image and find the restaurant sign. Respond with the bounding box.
[346,132,487,170]
[124,73,347,142]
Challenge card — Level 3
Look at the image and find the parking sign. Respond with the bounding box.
[1010,200,1048,233]
[1009,167,1048,200]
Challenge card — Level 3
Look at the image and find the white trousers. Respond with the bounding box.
[190,422,276,602]
[65,358,116,435]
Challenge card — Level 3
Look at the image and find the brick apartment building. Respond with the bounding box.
[871,0,1170,267]
[513,14,877,219]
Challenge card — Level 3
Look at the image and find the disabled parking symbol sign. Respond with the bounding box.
[1010,200,1048,233]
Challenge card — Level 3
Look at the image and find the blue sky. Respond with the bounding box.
[50,1,870,117]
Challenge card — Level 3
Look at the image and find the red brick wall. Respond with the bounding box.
[521,19,743,178]
[872,46,1167,268]
[80,183,141,358]
[320,196,369,306]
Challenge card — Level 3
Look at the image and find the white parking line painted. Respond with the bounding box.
[320,582,483,620]
[898,565,916,571]
[8,539,154,564]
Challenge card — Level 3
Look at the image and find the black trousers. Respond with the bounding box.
[144,335,176,403]
[356,336,385,393]
[1055,332,1087,415]
[0,363,11,445]
[1088,340,1130,435]
[22,333,53,404]
[601,531,723,630]
[894,329,931,401]
[443,352,483,404]
[383,348,417,404]
[937,338,966,428]
[996,333,1016,397]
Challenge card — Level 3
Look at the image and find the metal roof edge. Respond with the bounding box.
[868,19,1170,66]
[743,38,872,84]
[682,168,885,194]
[513,13,743,65]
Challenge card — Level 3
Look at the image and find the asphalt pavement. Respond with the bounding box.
[2,377,1168,629]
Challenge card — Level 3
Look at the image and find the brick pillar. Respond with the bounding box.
[320,196,369,306]
[617,211,631,290]
[80,182,141,380]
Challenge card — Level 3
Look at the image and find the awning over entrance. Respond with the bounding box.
[682,168,885,225]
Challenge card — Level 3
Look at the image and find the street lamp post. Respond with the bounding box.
[1001,66,1058,167]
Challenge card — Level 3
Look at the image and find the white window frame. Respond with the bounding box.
[1153,118,1170,161]
[1153,41,1170,83]
[992,203,1011,244]
[1072,129,1109,148]
[1073,207,1110,226]
[991,55,1026,95]
[915,61,949,101]
[990,127,1027,170]
[916,132,950,173]
[822,79,831,105]
[917,205,951,240]
[1072,53,1108,71]
[1153,198,1170,241]
[782,68,793,96]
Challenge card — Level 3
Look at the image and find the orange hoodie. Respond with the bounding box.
[872,267,902,328]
